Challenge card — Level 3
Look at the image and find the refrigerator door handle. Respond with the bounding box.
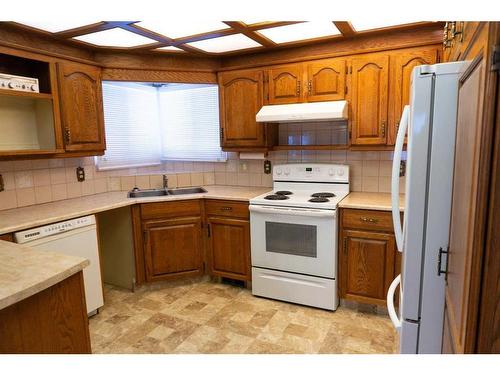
[387,274,402,331]
[392,105,409,253]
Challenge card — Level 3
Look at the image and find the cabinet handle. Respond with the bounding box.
[64,127,71,144]
[360,216,379,224]
[207,224,211,237]
[381,121,386,138]
[296,80,301,96]
[220,207,232,211]
[307,80,312,95]
[343,238,347,254]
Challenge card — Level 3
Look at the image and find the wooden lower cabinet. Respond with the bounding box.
[134,199,251,284]
[205,199,251,281]
[0,271,91,353]
[143,217,203,281]
[0,233,14,242]
[138,200,204,283]
[207,216,250,281]
[339,208,398,306]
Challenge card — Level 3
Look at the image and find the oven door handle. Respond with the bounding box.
[249,205,336,218]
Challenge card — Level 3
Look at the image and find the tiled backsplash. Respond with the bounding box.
[0,150,404,210]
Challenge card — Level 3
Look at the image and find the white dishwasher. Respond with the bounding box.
[14,215,104,315]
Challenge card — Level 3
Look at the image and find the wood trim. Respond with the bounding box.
[219,25,443,71]
[131,205,146,286]
[223,21,276,48]
[102,68,217,83]
[334,22,356,37]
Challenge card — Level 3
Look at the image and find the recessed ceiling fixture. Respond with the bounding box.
[155,46,184,52]
[135,21,230,39]
[73,28,157,47]
[257,21,340,44]
[14,21,100,33]
[350,21,413,31]
[186,33,262,53]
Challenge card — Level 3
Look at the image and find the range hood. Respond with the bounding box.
[256,100,348,123]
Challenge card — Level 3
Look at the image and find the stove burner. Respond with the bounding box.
[275,191,293,196]
[309,197,330,203]
[311,192,336,198]
[264,194,290,200]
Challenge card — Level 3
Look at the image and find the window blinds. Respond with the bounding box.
[159,84,226,162]
[96,82,225,171]
[96,82,162,170]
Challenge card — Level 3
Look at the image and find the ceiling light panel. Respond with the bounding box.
[257,22,340,43]
[135,21,229,39]
[155,46,184,52]
[350,21,408,31]
[186,33,262,53]
[73,28,157,47]
[14,21,100,33]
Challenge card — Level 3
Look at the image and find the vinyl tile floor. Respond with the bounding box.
[89,279,398,354]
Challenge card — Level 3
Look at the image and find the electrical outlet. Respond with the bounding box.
[264,160,272,174]
[241,162,248,171]
[76,167,85,182]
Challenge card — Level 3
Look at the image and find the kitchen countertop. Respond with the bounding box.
[0,185,270,235]
[0,240,89,310]
[338,192,405,211]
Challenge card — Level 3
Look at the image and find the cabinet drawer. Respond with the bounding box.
[342,208,393,232]
[141,200,201,220]
[205,199,249,219]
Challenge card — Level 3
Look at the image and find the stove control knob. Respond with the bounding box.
[284,168,290,176]
[338,169,345,176]
[328,168,335,176]
[275,168,282,175]
[8,82,15,89]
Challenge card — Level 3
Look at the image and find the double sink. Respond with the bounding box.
[127,187,207,198]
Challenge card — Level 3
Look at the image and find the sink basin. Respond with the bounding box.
[128,188,168,198]
[128,187,207,198]
[167,187,207,195]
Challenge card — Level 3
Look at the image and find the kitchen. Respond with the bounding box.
[0,2,499,368]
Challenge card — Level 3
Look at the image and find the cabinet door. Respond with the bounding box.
[267,64,304,104]
[207,217,250,280]
[350,54,389,145]
[57,62,105,152]
[143,217,203,281]
[306,58,346,102]
[388,47,439,145]
[340,229,396,305]
[219,69,267,148]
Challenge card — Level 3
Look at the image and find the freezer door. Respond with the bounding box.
[400,69,434,322]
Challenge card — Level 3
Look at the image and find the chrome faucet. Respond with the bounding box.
[162,174,169,189]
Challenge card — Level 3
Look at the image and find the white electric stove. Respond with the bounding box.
[249,163,349,310]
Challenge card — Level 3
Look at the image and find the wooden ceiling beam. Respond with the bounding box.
[54,21,133,39]
[333,21,356,37]
[223,21,276,48]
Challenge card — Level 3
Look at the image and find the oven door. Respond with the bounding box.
[250,205,337,278]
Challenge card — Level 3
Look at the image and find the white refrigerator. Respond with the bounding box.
[387,61,467,354]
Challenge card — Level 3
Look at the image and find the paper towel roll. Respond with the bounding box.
[239,152,266,160]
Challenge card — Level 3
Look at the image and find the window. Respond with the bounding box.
[96,81,225,170]
[159,84,224,162]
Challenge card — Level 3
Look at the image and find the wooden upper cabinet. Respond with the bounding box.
[218,69,267,149]
[306,58,346,102]
[388,47,440,145]
[267,64,304,104]
[57,62,105,152]
[350,54,389,146]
